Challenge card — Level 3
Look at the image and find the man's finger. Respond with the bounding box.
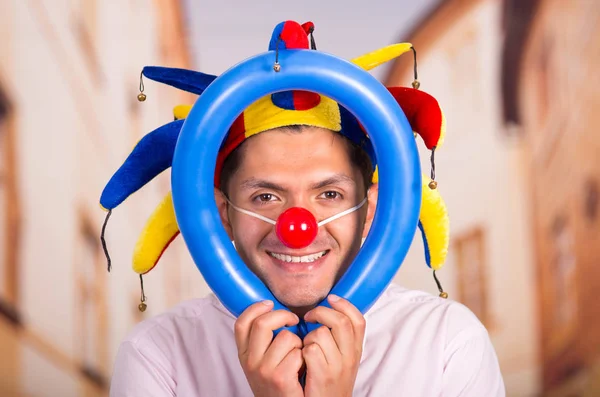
[304,305,355,357]
[247,310,299,366]
[234,300,274,356]
[327,295,365,329]
[262,330,303,370]
[302,342,328,378]
[278,347,304,376]
[303,325,341,367]
[327,295,366,350]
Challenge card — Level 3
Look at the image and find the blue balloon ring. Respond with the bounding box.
[171,50,422,336]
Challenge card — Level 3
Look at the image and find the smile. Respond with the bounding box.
[268,250,329,263]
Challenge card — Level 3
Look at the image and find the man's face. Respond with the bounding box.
[216,127,377,313]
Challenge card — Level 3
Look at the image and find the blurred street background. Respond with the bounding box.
[1,0,599,395]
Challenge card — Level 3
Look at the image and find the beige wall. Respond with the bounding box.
[4,0,597,396]
[387,0,540,395]
[388,0,600,395]
[0,0,209,395]
[519,0,600,394]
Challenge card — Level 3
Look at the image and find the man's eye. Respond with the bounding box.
[321,191,342,200]
[256,193,276,202]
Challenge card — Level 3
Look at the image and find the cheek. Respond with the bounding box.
[230,213,272,249]
[325,211,364,247]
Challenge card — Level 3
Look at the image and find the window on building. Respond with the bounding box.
[584,179,599,223]
[550,217,578,330]
[75,214,108,389]
[0,93,8,301]
[0,83,20,325]
[534,34,552,126]
[454,227,490,326]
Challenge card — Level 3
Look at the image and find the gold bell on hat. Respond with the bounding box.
[137,71,146,101]
[428,180,438,190]
[138,274,147,312]
[410,46,420,90]
[433,270,448,299]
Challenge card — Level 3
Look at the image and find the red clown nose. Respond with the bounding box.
[275,207,318,249]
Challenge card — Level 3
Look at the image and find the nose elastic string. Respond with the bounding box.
[225,197,368,226]
[316,197,367,227]
[225,199,277,225]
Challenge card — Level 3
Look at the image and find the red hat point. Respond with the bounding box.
[276,207,318,249]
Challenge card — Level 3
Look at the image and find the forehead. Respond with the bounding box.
[238,127,353,174]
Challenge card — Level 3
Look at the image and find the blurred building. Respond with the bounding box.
[0,1,208,396]
[388,0,600,396]
[2,0,599,396]
[506,0,600,395]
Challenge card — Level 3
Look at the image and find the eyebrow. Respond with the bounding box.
[238,174,356,192]
[310,174,356,190]
[239,178,287,192]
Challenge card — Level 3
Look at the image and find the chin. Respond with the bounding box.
[270,281,330,309]
[278,291,324,309]
[245,246,349,309]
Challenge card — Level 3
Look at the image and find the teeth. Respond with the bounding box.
[270,251,327,263]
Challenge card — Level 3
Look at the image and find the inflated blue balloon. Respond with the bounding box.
[171,49,421,336]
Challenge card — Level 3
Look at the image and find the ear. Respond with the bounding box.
[214,188,233,240]
[362,183,379,238]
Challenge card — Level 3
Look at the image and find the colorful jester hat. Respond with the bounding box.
[99,21,450,311]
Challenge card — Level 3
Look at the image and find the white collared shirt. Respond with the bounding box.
[109,283,505,396]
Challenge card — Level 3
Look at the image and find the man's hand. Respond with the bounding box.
[302,295,365,397]
[235,300,305,397]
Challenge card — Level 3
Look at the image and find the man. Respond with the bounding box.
[105,21,505,396]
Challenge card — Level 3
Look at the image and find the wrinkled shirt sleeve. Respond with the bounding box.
[442,325,506,396]
[109,341,176,397]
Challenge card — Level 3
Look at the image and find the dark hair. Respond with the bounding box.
[219,125,374,195]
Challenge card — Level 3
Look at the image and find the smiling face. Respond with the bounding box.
[215,126,378,314]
